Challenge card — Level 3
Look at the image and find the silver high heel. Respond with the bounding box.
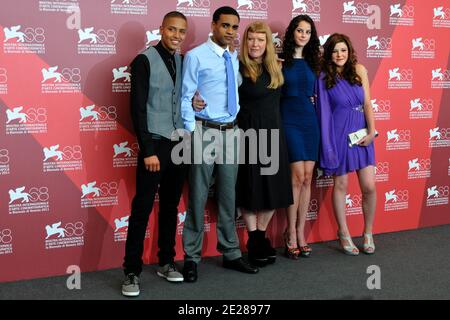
[363,233,375,254]
[337,232,359,256]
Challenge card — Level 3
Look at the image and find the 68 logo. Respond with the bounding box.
[0,68,7,83]
[80,105,117,121]
[3,25,45,43]
[28,187,50,202]
[367,36,392,50]
[390,5,415,18]
[307,198,319,220]
[81,181,118,198]
[62,145,83,161]
[371,98,390,113]
[385,189,409,203]
[343,1,371,15]
[0,149,10,165]
[386,129,411,143]
[23,27,46,43]
[77,27,116,45]
[236,0,268,11]
[113,141,139,158]
[303,0,321,13]
[98,182,119,197]
[112,0,148,4]
[401,5,415,17]
[437,186,449,197]
[176,0,210,7]
[308,198,319,212]
[292,0,321,13]
[409,98,433,111]
[45,221,84,239]
[429,127,450,140]
[96,29,117,45]
[411,38,435,51]
[345,194,362,208]
[61,68,82,83]
[26,108,47,123]
[65,221,85,237]
[375,161,389,175]
[388,68,413,81]
[408,158,431,171]
[41,67,81,84]
[98,106,118,121]
[433,6,450,19]
[44,145,82,161]
[427,186,449,199]
[0,229,12,244]
[6,107,47,124]
[431,68,450,81]
[8,186,48,204]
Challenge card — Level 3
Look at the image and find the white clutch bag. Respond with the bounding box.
[348,128,378,147]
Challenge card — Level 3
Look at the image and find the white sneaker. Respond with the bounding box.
[157,263,184,282]
[122,273,140,297]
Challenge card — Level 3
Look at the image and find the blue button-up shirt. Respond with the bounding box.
[181,37,240,132]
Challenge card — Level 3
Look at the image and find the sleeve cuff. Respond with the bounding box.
[184,121,196,132]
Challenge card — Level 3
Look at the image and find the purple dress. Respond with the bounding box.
[316,74,375,176]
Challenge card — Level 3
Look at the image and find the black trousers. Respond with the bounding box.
[123,137,186,276]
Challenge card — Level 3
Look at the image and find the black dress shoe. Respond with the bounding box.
[223,257,259,274]
[183,261,198,283]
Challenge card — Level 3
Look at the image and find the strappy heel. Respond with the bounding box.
[284,231,300,260]
[363,233,375,254]
[298,245,312,258]
[337,232,359,256]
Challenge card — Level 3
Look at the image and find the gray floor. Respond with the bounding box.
[1,224,449,300]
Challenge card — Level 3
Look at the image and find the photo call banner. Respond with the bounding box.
[0,0,449,282]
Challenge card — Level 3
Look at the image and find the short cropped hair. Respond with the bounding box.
[212,6,240,22]
[163,11,187,23]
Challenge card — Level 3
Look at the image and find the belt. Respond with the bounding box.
[195,117,237,131]
[352,105,364,112]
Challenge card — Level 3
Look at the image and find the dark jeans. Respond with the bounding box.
[123,137,186,276]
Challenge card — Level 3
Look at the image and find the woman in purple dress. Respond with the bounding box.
[317,34,377,255]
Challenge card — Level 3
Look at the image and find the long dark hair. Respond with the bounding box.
[282,15,320,74]
[321,33,361,89]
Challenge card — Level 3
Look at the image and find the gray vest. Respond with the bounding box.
[142,46,183,140]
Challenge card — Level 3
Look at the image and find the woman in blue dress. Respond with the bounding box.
[280,15,320,259]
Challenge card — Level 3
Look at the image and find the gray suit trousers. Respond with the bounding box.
[182,122,242,263]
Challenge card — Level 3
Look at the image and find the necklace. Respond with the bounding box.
[168,58,176,78]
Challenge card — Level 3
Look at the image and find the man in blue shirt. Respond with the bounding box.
[180,6,258,282]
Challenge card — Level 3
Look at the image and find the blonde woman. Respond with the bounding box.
[236,21,293,266]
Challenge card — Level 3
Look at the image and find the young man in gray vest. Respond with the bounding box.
[122,11,187,297]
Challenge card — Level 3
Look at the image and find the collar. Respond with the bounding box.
[207,36,230,58]
[155,41,175,58]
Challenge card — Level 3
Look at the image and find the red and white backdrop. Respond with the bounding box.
[0,0,449,282]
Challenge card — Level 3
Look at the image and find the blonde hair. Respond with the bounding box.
[240,21,284,89]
